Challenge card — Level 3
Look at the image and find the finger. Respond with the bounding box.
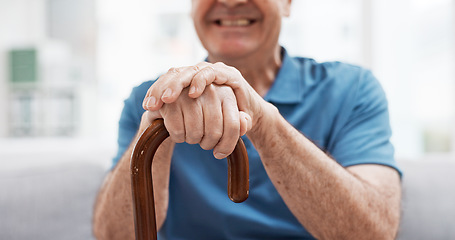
[194,62,253,117]
[199,86,223,150]
[143,67,187,111]
[213,95,240,159]
[160,65,205,103]
[142,65,198,111]
[238,111,252,136]
[208,62,244,89]
[182,98,204,144]
[189,62,244,100]
[189,65,215,99]
[143,81,165,112]
[161,104,185,143]
[157,63,210,105]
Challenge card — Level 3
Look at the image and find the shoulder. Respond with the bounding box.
[296,57,374,86]
[293,57,385,103]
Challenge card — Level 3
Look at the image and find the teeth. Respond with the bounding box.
[219,19,251,26]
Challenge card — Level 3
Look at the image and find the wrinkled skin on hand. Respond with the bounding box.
[142,80,255,159]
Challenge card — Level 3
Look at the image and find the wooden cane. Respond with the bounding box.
[130,119,249,240]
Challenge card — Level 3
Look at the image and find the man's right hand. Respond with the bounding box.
[142,83,252,159]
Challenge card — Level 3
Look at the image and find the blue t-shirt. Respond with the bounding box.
[113,48,400,239]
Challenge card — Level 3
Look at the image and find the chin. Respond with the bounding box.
[209,43,255,60]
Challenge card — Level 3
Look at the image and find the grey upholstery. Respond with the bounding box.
[0,158,454,239]
[0,162,106,240]
[397,158,455,240]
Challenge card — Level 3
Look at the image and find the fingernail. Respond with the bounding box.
[214,152,227,159]
[146,96,156,107]
[162,88,173,99]
[189,86,196,95]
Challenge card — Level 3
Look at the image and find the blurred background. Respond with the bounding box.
[0,0,454,239]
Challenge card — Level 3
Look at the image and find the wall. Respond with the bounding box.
[0,0,46,137]
[0,0,97,138]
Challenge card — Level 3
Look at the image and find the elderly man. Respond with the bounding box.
[93,0,402,239]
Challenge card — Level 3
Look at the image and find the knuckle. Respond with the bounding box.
[170,129,185,143]
[203,134,221,147]
[204,65,215,72]
[216,143,235,156]
[210,129,223,140]
[199,128,222,150]
[186,132,203,144]
[190,65,200,72]
[171,137,184,144]
[196,62,209,67]
[200,85,215,98]
[222,90,236,101]
[227,66,241,76]
[214,62,226,67]
[225,120,239,132]
[206,66,216,77]
[193,71,204,82]
[167,67,180,74]
[197,67,215,82]
[186,139,197,145]
[200,140,215,150]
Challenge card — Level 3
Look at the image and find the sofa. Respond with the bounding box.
[1,157,454,239]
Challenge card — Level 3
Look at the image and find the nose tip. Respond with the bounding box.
[218,0,248,8]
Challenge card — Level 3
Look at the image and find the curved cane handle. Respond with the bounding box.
[130,119,249,240]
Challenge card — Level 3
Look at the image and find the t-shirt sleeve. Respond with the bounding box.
[111,93,141,167]
[111,81,155,167]
[330,70,401,175]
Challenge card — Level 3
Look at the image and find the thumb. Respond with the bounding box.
[239,111,252,136]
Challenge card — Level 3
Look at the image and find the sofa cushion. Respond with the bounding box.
[1,158,454,239]
[398,158,455,239]
[0,162,106,240]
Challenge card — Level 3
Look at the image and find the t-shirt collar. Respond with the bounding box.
[205,47,304,104]
[263,47,304,104]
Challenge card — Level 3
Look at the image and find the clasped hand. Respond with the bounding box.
[141,62,265,159]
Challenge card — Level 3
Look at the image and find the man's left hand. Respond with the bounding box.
[142,62,270,133]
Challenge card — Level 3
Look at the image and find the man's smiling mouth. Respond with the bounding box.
[214,19,257,27]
